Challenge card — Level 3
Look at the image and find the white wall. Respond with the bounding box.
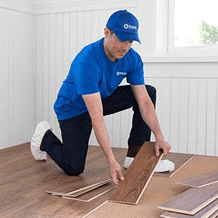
[145,63,218,156]
[0,2,35,149]
[1,0,218,156]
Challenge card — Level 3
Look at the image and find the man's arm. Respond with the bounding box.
[82,92,124,185]
[130,84,171,156]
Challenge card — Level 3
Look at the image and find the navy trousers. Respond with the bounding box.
[42,85,156,175]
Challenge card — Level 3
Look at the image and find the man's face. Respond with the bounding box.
[103,28,133,62]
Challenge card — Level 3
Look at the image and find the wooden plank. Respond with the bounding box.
[72,190,113,218]
[109,142,163,204]
[154,152,195,177]
[82,201,108,218]
[0,144,123,218]
[161,198,218,218]
[63,182,114,202]
[209,210,218,218]
[46,178,111,197]
[158,183,218,215]
[178,170,218,188]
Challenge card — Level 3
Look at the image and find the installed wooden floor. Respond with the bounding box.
[2,143,218,218]
[0,142,127,218]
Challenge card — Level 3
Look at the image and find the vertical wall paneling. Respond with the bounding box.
[36,15,43,123]
[63,13,70,75]
[84,11,92,45]
[178,79,189,153]
[8,10,14,146]
[99,10,107,39]
[76,11,85,53]
[160,78,171,143]
[170,78,180,152]
[48,14,58,134]
[69,12,77,60]
[42,14,49,121]
[187,79,198,154]
[196,79,207,155]
[0,7,35,148]
[91,11,99,42]
[206,79,217,156]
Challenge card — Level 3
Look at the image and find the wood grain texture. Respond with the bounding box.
[46,178,111,197]
[0,142,126,218]
[154,152,195,177]
[63,182,114,202]
[109,142,163,204]
[161,198,218,218]
[178,170,218,188]
[158,183,218,215]
[209,210,218,218]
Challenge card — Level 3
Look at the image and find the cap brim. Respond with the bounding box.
[114,31,141,43]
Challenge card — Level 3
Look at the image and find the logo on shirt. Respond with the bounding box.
[116,71,127,76]
[124,24,137,30]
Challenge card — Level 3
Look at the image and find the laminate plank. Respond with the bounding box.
[178,170,218,188]
[109,142,163,204]
[63,182,114,202]
[209,210,218,218]
[161,198,218,218]
[0,143,124,218]
[46,178,111,197]
[154,152,195,177]
[70,190,113,218]
[158,183,218,215]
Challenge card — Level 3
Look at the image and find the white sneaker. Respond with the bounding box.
[154,159,175,172]
[123,157,175,173]
[30,121,52,160]
[123,157,134,169]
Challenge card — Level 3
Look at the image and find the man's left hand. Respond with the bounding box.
[155,140,171,156]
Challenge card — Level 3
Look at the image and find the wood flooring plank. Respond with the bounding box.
[178,170,218,188]
[209,210,218,218]
[46,178,111,197]
[0,143,127,218]
[70,189,113,218]
[109,142,163,204]
[161,198,218,218]
[63,182,114,202]
[154,153,195,177]
[158,183,218,215]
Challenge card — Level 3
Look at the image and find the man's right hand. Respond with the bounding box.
[109,160,124,185]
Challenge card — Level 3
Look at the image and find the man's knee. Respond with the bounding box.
[145,85,156,106]
[63,164,85,176]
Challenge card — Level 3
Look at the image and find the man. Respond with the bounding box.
[31,10,174,185]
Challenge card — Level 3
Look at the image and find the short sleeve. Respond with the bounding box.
[126,51,145,85]
[74,63,100,95]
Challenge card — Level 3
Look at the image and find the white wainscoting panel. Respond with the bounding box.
[145,63,218,156]
[0,7,35,149]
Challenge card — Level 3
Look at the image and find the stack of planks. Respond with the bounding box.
[47,142,163,206]
[46,178,114,203]
[158,170,218,218]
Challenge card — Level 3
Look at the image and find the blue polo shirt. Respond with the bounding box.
[54,38,144,120]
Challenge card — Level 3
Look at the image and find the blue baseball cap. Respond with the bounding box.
[106,10,141,43]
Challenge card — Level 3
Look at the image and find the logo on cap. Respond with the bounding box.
[123,24,137,30]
